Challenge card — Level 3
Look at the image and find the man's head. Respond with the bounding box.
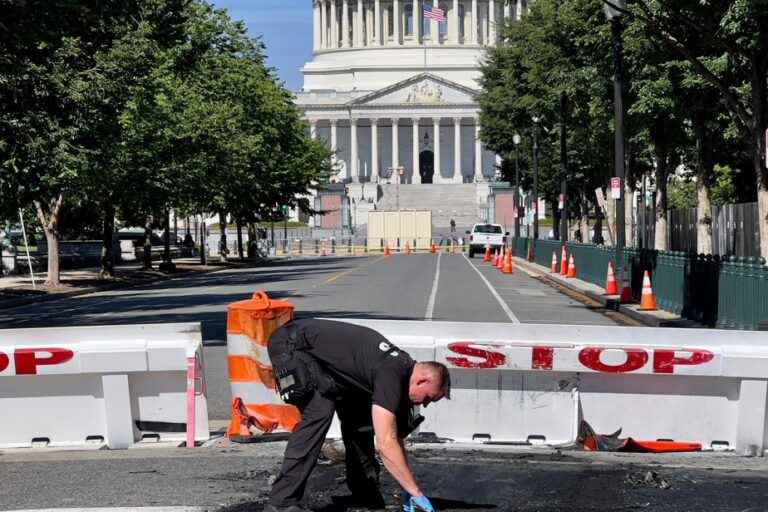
[409,361,451,408]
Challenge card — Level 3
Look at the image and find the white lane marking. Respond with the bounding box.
[424,251,442,320]
[463,255,520,324]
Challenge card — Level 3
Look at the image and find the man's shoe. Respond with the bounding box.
[263,504,310,512]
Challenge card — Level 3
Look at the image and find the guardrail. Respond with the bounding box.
[511,238,768,330]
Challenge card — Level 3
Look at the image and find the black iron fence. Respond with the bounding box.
[636,202,759,258]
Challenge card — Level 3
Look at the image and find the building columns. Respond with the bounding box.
[471,0,478,44]
[350,118,359,182]
[433,117,441,183]
[330,119,338,173]
[374,0,382,45]
[313,1,321,51]
[489,0,496,43]
[330,0,338,48]
[357,0,364,46]
[320,0,327,48]
[371,118,379,182]
[412,118,421,184]
[414,0,421,44]
[393,0,401,45]
[454,117,462,183]
[474,118,483,182]
[392,118,400,170]
[310,120,318,140]
[342,0,350,47]
[451,0,460,43]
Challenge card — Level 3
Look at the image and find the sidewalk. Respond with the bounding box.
[513,256,697,328]
[0,257,261,311]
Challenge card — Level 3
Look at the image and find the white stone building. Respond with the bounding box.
[296,0,529,228]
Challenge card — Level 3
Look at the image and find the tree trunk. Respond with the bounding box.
[552,206,561,240]
[199,214,207,266]
[160,209,176,272]
[580,193,590,243]
[247,222,256,259]
[34,195,64,287]
[236,218,244,260]
[625,181,635,247]
[751,53,768,259]
[143,217,153,270]
[100,203,115,279]
[696,181,713,255]
[219,211,228,263]
[654,172,669,251]
[594,202,605,245]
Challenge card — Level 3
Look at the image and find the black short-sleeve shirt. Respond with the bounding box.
[273,319,415,435]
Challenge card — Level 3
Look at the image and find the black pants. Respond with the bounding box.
[268,347,380,507]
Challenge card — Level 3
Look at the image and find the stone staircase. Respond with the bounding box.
[376,184,483,228]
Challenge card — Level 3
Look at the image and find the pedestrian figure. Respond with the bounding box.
[265,319,450,512]
[450,218,456,233]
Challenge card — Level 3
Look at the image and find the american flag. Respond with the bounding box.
[423,4,446,22]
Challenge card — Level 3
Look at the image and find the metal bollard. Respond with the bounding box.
[298,239,303,254]
[331,238,336,254]
[315,239,319,255]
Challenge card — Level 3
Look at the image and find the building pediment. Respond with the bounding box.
[349,73,478,107]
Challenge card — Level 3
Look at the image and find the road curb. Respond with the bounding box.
[0,259,267,312]
[512,257,701,329]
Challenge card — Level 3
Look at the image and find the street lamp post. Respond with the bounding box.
[559,92,568,244]
[513,133,521,240]
[605,0,627,266]
[532,116,541,245]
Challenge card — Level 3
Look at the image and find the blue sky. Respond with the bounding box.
[210,0,312,91]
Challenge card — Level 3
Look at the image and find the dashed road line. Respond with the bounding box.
[321,255,385,285]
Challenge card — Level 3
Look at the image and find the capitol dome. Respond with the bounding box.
[297,0,528,188]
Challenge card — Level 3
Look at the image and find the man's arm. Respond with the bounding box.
[371,404,422,497]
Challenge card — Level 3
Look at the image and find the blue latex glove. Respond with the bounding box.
[401,491,413,512]
[410,495,436,512]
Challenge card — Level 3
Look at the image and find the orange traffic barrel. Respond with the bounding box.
[226,291,300,441]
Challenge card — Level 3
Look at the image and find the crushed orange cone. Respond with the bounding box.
[604,262,618,295]
[484,247,492,262]
[639,271,657,311]
[551,251,558,273]
[502,249,513,274]
[560,246,568,276]
[566,254,577,278]
[619,267,633,303]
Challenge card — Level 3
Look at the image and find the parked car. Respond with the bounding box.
[466,223,507,258]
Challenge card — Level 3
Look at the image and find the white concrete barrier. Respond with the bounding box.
[0,323,209,449]
[335,319,768,454]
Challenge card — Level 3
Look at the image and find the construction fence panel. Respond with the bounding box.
[415,211,433,249]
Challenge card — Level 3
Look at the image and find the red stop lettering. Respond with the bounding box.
[446,342,506,369]
[578,347,648,373]
[653,349,714,374]
[14,348,74,375]
[0,350,8,373]
[532,346,554,370]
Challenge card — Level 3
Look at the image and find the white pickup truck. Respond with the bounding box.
[466,223,507,258]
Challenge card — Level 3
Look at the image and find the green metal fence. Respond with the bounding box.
[511,237,768,330]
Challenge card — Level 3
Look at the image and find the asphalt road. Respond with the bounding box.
[1,254,767,512]
[0,253,617,421]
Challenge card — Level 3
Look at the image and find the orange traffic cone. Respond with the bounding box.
[502,249,513,274]
[405,242,411,255]
[604,262,619,295]
[551,252,558,273]
[320,241,327,257]
[497,248,505,271]
[639,271,657,311]
[492,249,500,267]
[431,243,437,254]
[527,245,533,262]
[619,267,633,303]
[560,246,568,276]
[566,254,577,278]
[451,241,457,254]
[484,247,492,262]
[384,244,391,257]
